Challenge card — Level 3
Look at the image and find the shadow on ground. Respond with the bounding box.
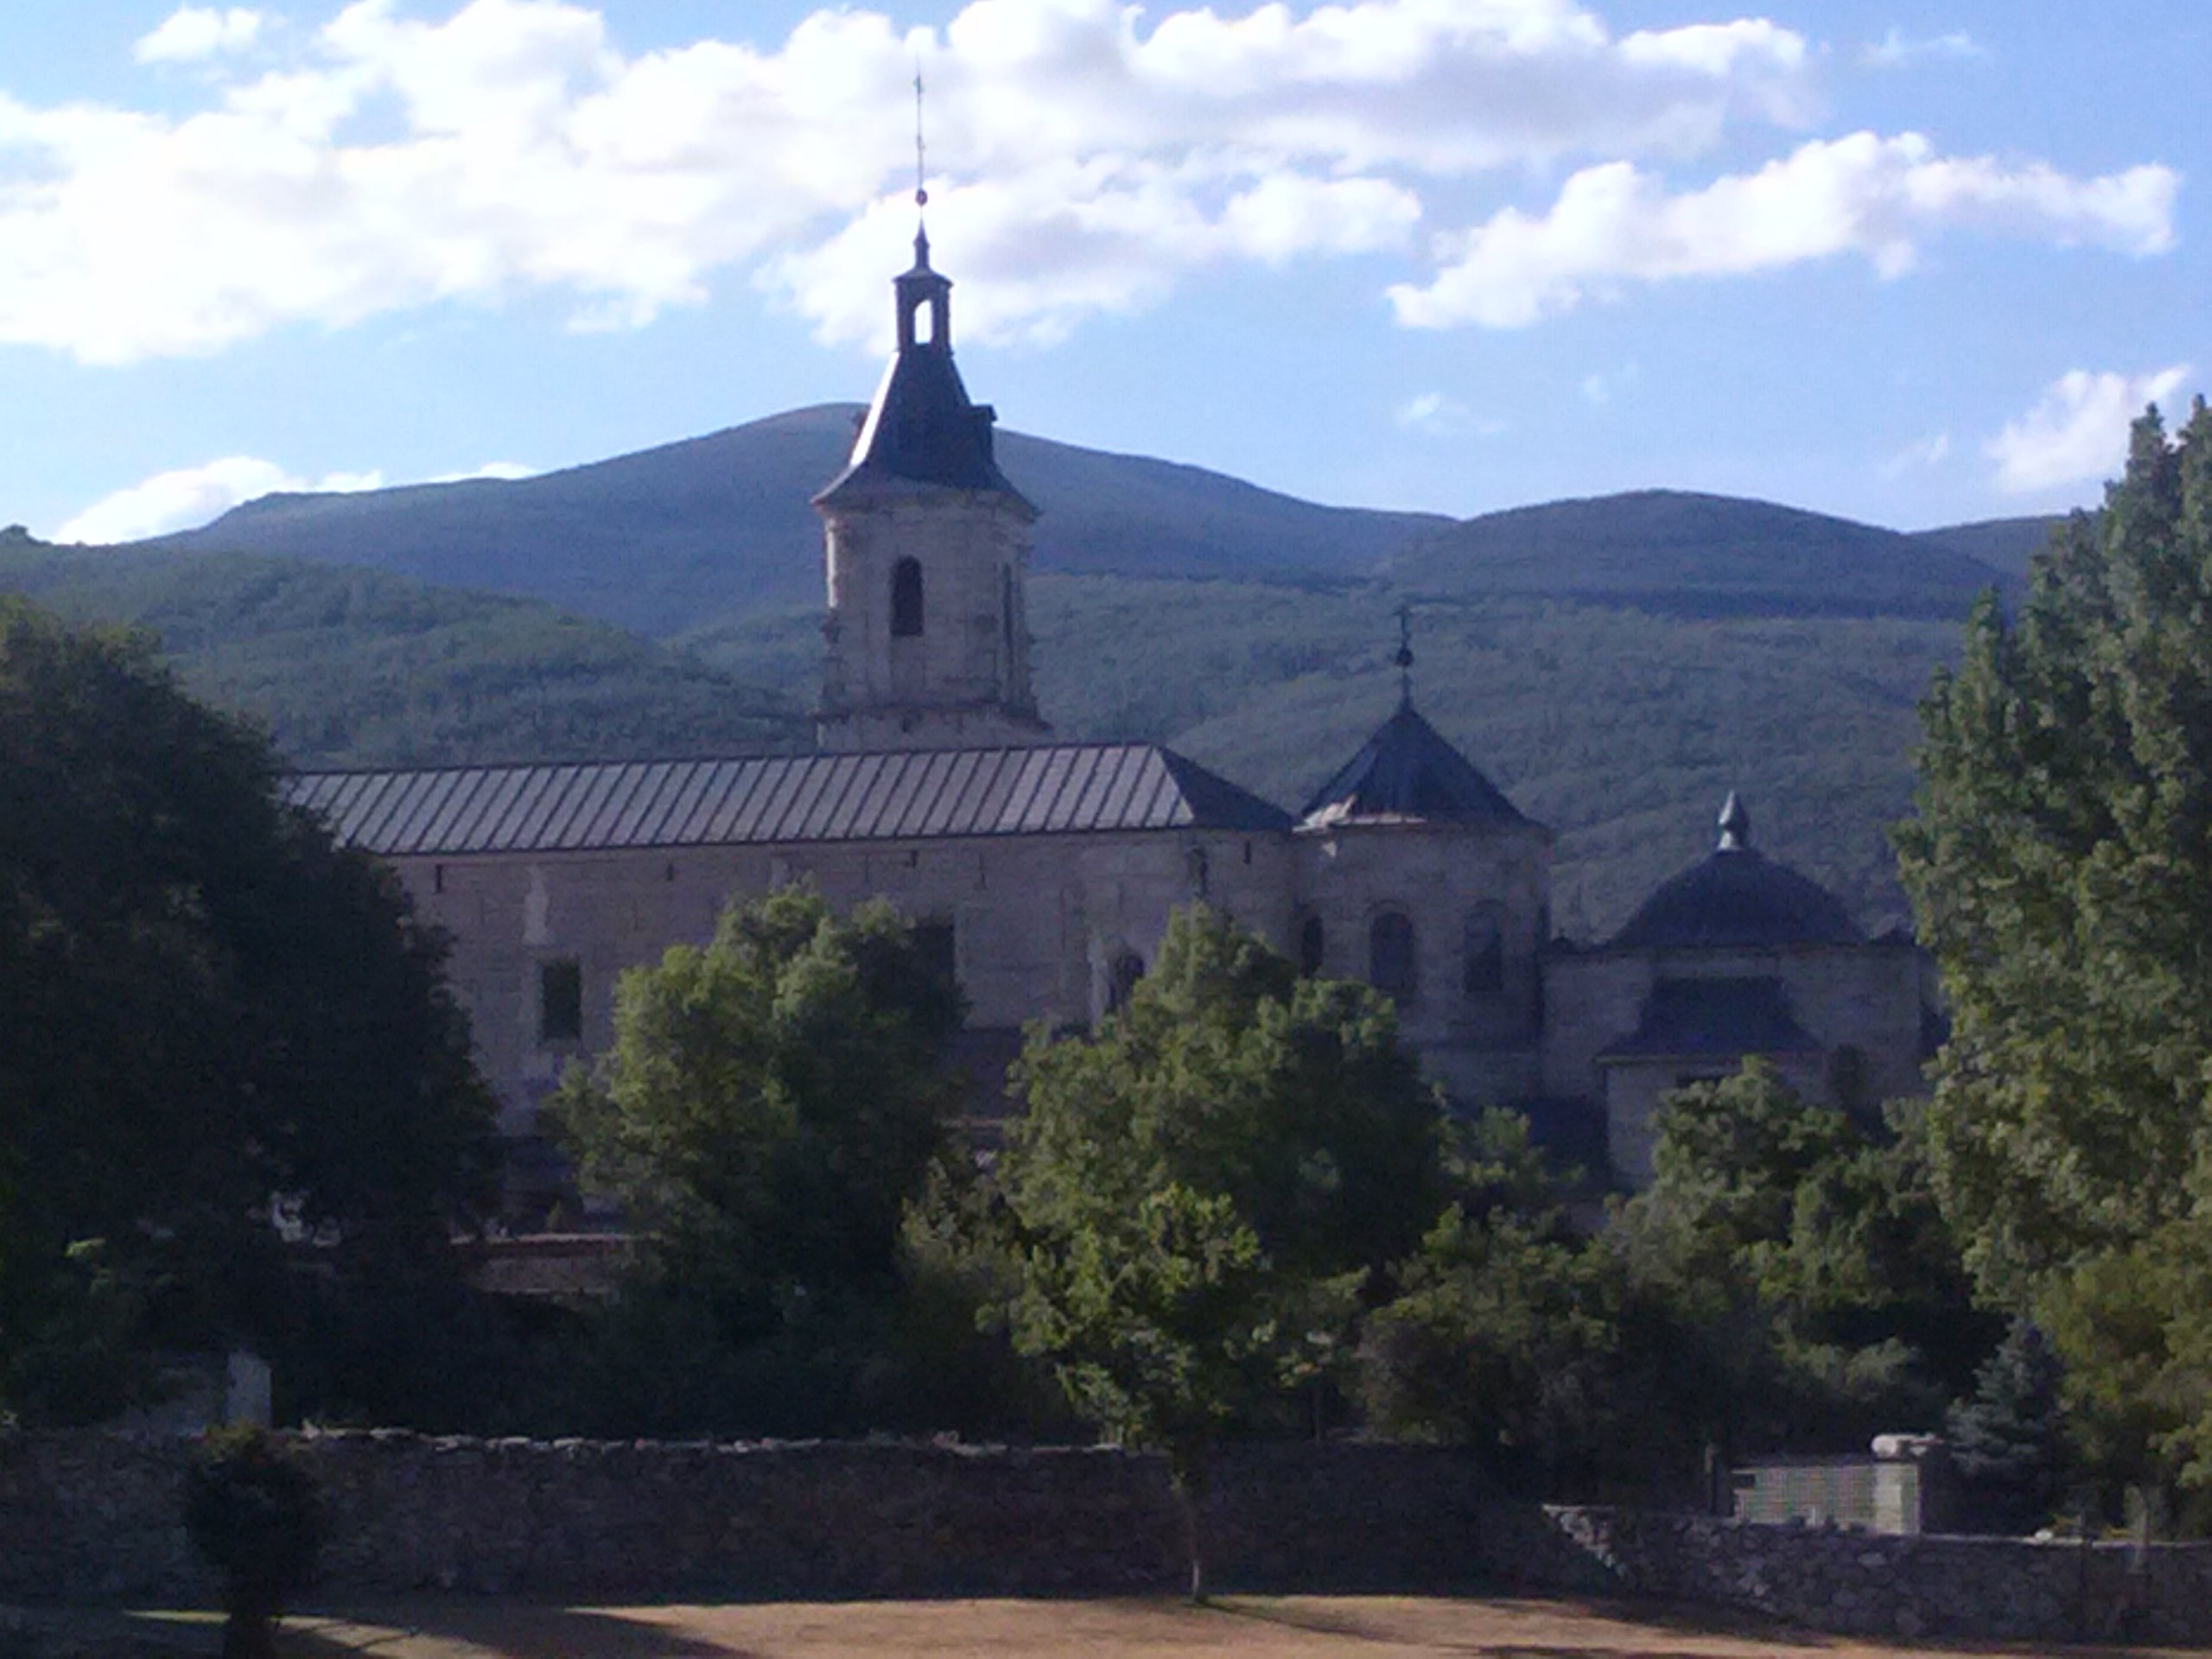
[279,1606,766,1658]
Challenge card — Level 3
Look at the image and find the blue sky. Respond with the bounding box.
[2,1,2202,546]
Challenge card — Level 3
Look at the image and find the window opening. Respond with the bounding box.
[538,958,583,1044]
[1108,950,1145,1013]
[1298,914,1325,976]
[891,557,925,638]
[915,919,958,992]
[1370,912,1417,999]
[1462,910,1504,997]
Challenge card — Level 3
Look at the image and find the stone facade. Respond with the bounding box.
[407,823,1299,1139]
[1542,938,1928,1183]
[289,242,1931,1189]
[7,1430,2210,1646]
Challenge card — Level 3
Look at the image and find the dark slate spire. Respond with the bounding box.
[1299,703,1529,830]
[812,124,1033,512]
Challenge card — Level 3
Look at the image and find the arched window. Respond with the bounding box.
[1297,913,1325,976]
[1370,912,1416,999]
[891,556,925,638]
[1462,909,1504,997]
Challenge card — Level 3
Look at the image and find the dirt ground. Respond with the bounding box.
[143,1596,2203,1659]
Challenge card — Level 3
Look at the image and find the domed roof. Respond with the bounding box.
[1610,793,1864,950]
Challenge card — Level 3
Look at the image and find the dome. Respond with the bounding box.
[1610,793,1864,950]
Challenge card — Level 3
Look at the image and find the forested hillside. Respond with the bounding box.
[0,542,804,766]
[10,420,2060,936]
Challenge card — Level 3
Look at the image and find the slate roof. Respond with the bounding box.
[814,231,1033,512]
[1300,703,1529,830]
[285,742,1293,857]
[1610,794,1864,950]
[1597,976,1822,1063]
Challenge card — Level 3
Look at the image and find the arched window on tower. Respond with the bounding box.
[1297,913,1325,976]
[1370,911,1416,999]
[891,557,925,638]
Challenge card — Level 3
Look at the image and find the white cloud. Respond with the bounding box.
[1389,131,2178,329]
[430,461,537,483]
[1393,391,1503,438]
[0,3,2176,360]
[135,8,266,65]
[1880,431,1950,477]
[1985,365,2193,496]
[55,456,385,543]
[1861,29,1983,68]
[0,0,1822,362]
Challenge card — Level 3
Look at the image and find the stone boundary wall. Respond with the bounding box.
[0,1433,1484,1605]
[6,1430,2212,1646]
[1484,1503,2212,1647]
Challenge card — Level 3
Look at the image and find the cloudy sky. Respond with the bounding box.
[4,0,2202,545]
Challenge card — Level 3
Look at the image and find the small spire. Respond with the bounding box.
[1717,791,1751,853]
[912,65,931,266]
[1394,603,1415,710]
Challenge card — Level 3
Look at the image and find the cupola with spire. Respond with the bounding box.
[1609,791,1864,950]
[811,182,1046,751]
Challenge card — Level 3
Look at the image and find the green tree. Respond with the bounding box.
[1945,1317,2068,1534]
[0,600,498,1422]
[995,904,1447,1594]
[1613,1063,1986,1459]
[1896,397,2212,1299]
[551,886,963,1394]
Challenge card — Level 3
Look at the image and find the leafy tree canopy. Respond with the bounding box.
[996,906,1448,1474]
[1897,397,2212,1300]
[1612,1062,1988,1456]
[552,885,963,1345]
[0,599,497,1421]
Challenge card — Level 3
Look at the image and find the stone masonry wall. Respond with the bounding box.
[7,1431,2212,1647]
[0,1433,1484,1605]
[1481,1501,2212,1648]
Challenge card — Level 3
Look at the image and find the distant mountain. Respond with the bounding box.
[1386,490,2015,620]
[149,405,1447,638]
[1908,515,2066,579]
[20,417,2058,934]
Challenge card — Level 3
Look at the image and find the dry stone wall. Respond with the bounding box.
[6,1430,2212,1647]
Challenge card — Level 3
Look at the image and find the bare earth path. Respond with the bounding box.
[199,1597,2204,1659]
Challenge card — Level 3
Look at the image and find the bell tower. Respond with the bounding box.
[810,223,1047,752]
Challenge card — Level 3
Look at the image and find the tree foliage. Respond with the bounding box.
[995,906,1447,1527]
[1897,398,2212,1298]
[553,886,963,1351]
[1612,1063,1987,1458]
[0,600,498,1421]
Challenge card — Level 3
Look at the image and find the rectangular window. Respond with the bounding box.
[914,919,957,990]
[539,958,583,1044]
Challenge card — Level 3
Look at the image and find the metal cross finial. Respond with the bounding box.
[913,66,929,211]
[1395,603,1414,709]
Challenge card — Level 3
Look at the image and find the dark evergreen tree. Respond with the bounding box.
[1945,1318,2066,1535]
